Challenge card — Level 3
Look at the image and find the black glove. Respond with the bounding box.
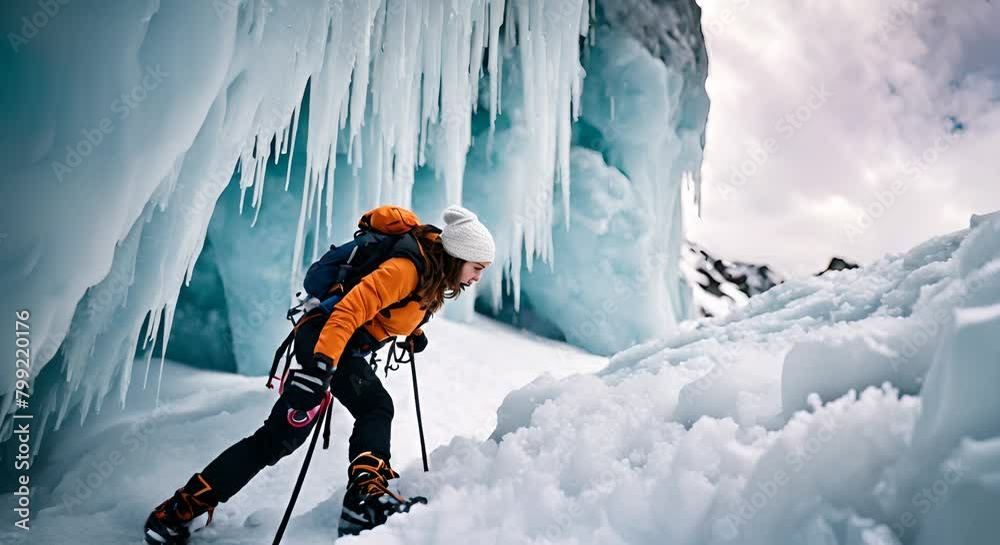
[405,330,428,353]
[283,364,333,411]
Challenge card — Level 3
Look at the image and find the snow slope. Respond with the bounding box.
[1,316,605,544]
[9,213,999,544]
[367,214,998,545]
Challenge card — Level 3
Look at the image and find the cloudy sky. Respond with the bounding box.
[686,0,1000,276]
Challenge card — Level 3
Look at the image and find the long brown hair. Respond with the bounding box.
[411,224,467,315]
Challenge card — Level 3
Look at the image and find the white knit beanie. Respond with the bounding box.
[440,205,496,263]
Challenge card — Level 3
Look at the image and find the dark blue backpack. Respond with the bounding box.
[268,207,434,390]
[302,229,416,314]
[297,205,431,314]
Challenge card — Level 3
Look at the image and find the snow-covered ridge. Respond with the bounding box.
[397,210,998,545]
[681,241,785,318]
[0,0,709,441]
[681,241,859,319]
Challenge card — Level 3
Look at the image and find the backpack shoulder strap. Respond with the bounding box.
[379,229,440,316]
[388,231,428,276]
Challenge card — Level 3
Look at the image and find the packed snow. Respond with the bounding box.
[0,317,605,544]
[389,212,999,545]
[8,212,998,544]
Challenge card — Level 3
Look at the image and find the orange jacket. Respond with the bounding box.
[312,256,428,366]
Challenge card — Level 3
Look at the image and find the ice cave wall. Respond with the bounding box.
[0,0,707,442]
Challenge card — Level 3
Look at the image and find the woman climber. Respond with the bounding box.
[142,205,495,543]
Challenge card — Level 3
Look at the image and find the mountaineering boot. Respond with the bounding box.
[144,473,219,545]
[338,452,427,537]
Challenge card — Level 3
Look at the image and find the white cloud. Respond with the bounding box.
[687,0,1000,276]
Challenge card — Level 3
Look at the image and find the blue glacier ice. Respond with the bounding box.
[0,0,708,444]
[467,22,706,354]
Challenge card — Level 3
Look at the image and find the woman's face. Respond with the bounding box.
[459,261,490,287]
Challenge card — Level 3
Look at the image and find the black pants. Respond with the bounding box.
[200,315,394,503]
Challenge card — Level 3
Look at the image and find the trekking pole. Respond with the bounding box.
[407,345,430,472]
[272,399,331,545]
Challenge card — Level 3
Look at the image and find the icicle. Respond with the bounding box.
[155,302,177,405]
[324,139,337,240]
[78,388,93,425]
[290,161,314,293]
[250,154,267,227]
[284,104,301,191]
[469,0,488,97]
[346,1,376,161]
[118,325,141,408]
